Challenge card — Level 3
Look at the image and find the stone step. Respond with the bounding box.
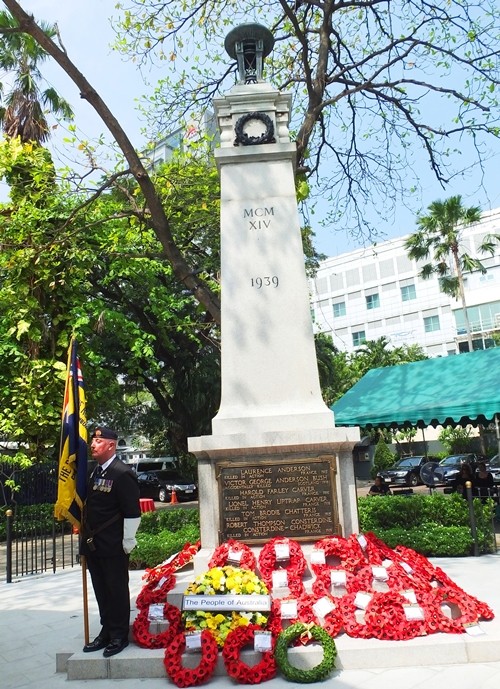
[59,621,500,681]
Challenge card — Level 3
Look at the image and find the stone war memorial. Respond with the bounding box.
[188,23,360,566]
[65,24,497,685]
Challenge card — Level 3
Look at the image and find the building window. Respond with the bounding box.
[366,293,380,310]
[333,301,346,317]
[401,284,416,301]
[352,330,366,346]
[424,315,440,332]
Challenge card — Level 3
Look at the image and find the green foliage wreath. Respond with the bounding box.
[275,622,337,683]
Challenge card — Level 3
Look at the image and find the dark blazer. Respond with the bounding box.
[82,458,141,557]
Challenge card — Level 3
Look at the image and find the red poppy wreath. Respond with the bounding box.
[135,572,176,609]
[364,591,426,640]
[337,592,372,639]
[164,630,219,688]
[258,537,306,587]
[222,624,277,684]
[310,536,365,575]
[133,602,182,649]
[208,540,257,571]
[422,586,480,634]
[311,567,358,598]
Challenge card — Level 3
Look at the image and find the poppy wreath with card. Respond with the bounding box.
[354,562,414,594]
[208,540,257,571]
[311,567,358,598]
[292,593,344,639]
[364,591,427,640]
[137,540,200,609]
[163,630,219,688]
[132,602,182,649]
[142,540,200,586]
[258,537,306,587]
[267,594,316,637]
[135,572,176,609]
[310,535,366,576]
[268,593,343,639]
[337,592,373,639]
[422,586,481,634]
[222,624,277,684]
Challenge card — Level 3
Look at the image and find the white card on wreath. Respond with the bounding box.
[372,566,388,581]
[148,604,165,621]
[402,589,417,604]
[312,597,336,619]
[155,576,168,590]
[280,599,298,619]
[357,534,368,549]
[403,604,425,621]
[275,543,290,560]
[272,569,289,589]
[228,549,243,562]
[330,570,347,586]
[465,623,485,636]
[310,550,326,565]
[354,591,372,610]
[185,632,203,652]
[254,631,273,651]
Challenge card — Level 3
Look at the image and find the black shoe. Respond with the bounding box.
[103,638,129,658]
[83,634,110,653]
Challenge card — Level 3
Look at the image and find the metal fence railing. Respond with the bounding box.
[2,507,78,583]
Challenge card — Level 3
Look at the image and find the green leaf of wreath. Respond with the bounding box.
[275,622,337,683]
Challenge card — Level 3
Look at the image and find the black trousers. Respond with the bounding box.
[86,551,131,640]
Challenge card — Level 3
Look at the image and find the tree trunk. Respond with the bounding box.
[452,246,473,352]
[4,0,221,323]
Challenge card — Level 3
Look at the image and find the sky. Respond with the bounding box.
[4,0,500,257]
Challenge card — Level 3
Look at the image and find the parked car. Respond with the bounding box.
[378,455,440,487]
[486,454,500,484]
[439,453,483,486]
[136,470,198,503]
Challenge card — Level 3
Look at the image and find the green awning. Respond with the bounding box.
[331,347,500,429]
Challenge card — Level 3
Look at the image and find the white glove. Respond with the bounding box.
[123,517,141,554]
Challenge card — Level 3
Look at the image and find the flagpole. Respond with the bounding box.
[80,555,90,646]
[55,337,90,648]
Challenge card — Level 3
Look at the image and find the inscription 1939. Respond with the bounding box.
[219,461,337,543]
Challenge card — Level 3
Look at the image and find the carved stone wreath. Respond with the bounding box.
[234,111,276,146]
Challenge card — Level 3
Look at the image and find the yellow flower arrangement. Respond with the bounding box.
[183,566,269,647]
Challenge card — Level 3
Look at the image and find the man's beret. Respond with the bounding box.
[92,426,118,440]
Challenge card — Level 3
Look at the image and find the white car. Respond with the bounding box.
[486,454,500,484]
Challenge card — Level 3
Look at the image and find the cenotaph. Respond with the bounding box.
[188,24,360,566]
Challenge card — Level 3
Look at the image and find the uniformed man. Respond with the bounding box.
[81,426,141,657]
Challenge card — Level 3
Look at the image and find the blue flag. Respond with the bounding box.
[54,339,88,528]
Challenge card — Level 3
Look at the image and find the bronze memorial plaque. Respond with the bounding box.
[218,459,338,543]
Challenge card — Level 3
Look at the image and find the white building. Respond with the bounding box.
[311,208,500,357]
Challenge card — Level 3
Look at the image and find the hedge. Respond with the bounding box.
[130,508,200,569]
[358,493,495,556]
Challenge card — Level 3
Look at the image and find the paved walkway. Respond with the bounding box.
[1,553,500,689]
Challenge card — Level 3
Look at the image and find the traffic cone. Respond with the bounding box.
[170,489,179,505]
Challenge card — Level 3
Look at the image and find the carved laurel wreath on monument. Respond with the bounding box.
[234,111,276,145]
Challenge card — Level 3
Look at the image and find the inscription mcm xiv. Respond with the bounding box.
[244,207,279,288]
[244,206,274,230]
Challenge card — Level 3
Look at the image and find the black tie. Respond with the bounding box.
[95,465,103,478]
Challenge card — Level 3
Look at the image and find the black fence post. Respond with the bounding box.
[6,509,13,583]
[465,481,480,557]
